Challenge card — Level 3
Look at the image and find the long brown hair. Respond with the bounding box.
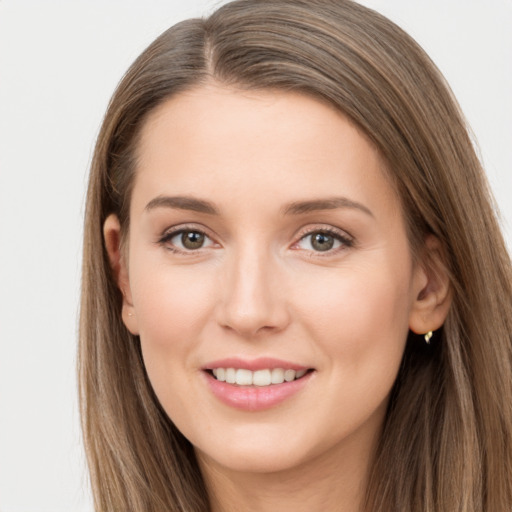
[79,1,512,510]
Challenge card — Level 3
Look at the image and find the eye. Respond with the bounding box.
[177,230,207,250]
[294,229,353,253]
[159,228,216,252]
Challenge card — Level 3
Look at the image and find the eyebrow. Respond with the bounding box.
[144,195,219,215]
[282,197,373,217]
[144,195,373,218]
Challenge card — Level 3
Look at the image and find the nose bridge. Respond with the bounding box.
[217,239,288,336]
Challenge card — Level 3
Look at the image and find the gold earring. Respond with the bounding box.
[424,331,433,344]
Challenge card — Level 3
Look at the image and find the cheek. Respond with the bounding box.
[294,262,413,367]
[289,264,413,437]
[128,262,221,428]
[128,258,218,398]
[131,260,214,341]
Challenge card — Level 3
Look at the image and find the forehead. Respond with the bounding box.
[133,84,401,221]
[139,85,376,161]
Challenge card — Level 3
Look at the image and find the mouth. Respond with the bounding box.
[206,367,312,387]
[202,358,315,410]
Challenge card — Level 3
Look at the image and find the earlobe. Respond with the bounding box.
[103,214,139,335]
[409,235,452,335]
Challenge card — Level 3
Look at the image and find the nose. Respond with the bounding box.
[215,245,291,338]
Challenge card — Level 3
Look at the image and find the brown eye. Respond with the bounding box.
[181,231,205,250]
[161,228,214,252]
[294,228,352,254]
[310,232,334,251]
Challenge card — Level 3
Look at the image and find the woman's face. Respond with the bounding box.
[114,85,431,475]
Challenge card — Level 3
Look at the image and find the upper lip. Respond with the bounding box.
[202,357,310,372]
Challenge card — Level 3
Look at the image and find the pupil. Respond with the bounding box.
[312,232,334,251]
[182,231,204,249]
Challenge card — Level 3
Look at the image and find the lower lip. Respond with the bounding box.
[204,371,313,411]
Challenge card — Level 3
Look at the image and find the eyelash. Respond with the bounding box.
[292,226,354,256]
[157,224,354,256]
[157,224,216,255]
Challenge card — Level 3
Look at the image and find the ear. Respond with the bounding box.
[103,214,139,335]
[409,235,452,336]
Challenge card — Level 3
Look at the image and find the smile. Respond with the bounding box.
[203,359,315,411]
[211,368,308,386]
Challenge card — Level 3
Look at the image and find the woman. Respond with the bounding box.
[79,0,512,510]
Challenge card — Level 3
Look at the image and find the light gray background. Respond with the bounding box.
[0,1,510,511]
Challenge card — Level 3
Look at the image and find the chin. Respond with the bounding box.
[193,423,325,475]
[198,446,306,475]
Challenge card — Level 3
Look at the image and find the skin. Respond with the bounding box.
[104,84,451,512]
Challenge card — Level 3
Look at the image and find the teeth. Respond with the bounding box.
[253,369,271,386]
[271,368,284,384]
[284,369,296,382]
[210,367,308,386]
[225,368,236,384]
[236,369,253,386]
